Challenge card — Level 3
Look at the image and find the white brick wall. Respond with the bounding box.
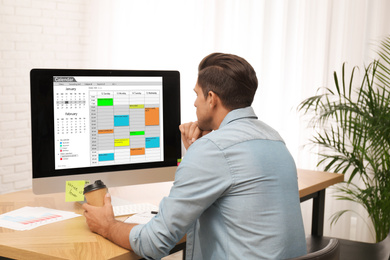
[0,0,94,194]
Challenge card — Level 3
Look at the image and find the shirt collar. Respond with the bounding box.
[219,106,258,129]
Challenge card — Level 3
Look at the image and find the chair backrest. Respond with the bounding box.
[289,239,340,260]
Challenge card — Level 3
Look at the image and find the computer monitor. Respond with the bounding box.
[30,69,181,195]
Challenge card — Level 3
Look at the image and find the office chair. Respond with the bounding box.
[306,232,390,260]
[289,238,340,260]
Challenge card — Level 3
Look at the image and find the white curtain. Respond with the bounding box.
[86,0,390,242]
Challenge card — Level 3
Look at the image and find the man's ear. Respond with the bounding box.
[208,91,219,108]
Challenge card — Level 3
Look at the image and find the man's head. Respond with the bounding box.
[197,53,258,110]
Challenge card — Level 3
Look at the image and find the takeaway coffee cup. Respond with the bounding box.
[83,180,108,207]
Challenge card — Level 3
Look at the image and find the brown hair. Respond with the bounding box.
[197,53,258,110]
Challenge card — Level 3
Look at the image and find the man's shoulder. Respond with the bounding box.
[202,118,284,150]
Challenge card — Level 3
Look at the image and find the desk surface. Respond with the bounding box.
[297,169,343,198]
[0,169,343,260]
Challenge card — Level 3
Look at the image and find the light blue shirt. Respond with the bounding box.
[130,107,307,259]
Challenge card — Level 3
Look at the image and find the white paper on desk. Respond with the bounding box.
[0,206,81,231]
[124,211,156,224]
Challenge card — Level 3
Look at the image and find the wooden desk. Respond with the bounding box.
[0,183,184,260]
[0,169,343,260]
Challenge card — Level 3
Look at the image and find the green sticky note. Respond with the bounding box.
[65,180,89,202]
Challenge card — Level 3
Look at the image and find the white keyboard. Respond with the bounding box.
[113,203,158,217]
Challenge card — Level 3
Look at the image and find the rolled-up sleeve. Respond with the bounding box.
[129,224,145,255]
[129,137,232,259]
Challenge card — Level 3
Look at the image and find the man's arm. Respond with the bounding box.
[82,122,209,254]
[82,193,137,250]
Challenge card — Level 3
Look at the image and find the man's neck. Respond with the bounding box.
[212,106,231,130]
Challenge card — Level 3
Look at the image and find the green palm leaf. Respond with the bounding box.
[298,36,390,242]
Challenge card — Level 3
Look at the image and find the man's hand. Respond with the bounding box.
[82,193,134,250]
[179,121,211,150]
[82,193,117,238]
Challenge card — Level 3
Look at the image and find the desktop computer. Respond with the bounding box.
[30,69,181,195]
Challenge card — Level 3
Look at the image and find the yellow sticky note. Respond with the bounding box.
[65,180,89,202]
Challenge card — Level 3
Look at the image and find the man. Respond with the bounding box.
[83,53,307,259]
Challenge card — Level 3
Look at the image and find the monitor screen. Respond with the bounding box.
[30,69,181,195]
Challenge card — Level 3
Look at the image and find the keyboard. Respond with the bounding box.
[113,203,158,217]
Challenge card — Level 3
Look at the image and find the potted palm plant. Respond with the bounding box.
[298,36,390,243]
